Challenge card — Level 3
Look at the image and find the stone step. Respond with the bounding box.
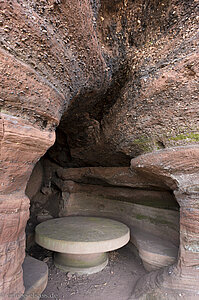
[131,227,178,271]
[22,255,48,300]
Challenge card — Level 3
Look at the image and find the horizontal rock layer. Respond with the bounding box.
[60,191,179,270]
[54,179,177,209]
[57,166,169,190]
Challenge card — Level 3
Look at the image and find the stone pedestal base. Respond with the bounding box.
[54,252,108,274]
[36,216,129,275]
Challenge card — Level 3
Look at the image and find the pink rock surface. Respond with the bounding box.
[0,114,55,299]
[0,0,198,299]
[130,146,199,299]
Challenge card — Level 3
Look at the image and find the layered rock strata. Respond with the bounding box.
[0,0,110,297]
[52,166,180,274]
[0,114,55,299]
[130,145,199,299]
[0,0,198,299]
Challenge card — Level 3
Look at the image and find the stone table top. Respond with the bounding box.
[35,216,130,254]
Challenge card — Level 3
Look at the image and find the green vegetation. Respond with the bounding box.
[133,136,152,152]
[169,133,199,142]
[135,214,176,229]
[132,132,199,153]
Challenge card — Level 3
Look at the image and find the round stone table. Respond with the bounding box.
[35,216,130,274]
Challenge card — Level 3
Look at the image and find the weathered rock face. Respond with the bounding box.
[59,0,199,165]
[0,0,198,299]
[0,0,113,128]
[28,163,180,275]
[0,0,110,296]
[56,166,170,190]
[26,164,178,242]
[0,114,55,299]
[130,145,199,299]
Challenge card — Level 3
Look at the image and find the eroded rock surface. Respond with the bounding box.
[59,0,199,165]
[0,114,55,299]
[0,0,199,299]
[130,146,199,299]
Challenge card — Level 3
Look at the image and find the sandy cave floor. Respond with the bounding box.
[30,245,147,300]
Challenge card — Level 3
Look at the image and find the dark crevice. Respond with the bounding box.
[156,141,165,149]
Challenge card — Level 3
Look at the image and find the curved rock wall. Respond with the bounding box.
[0,0,198,299]
[61,0,199,165]
[1,0,198,166]
[0,114,55,298]
[130,146,199,299]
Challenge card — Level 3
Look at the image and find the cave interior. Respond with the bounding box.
[25,112,180,277]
